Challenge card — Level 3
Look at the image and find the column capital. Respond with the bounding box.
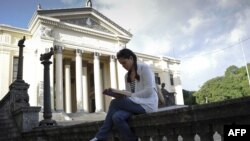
[110,55,116,61]
[94,52,100,56]
[54,45,63,54]
[76,49,83,55]
[94,52,101,59]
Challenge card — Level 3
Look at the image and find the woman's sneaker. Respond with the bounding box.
[89,137,98,141]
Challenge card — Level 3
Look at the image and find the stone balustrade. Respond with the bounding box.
[0,91,41,140]
[21,96,250,141]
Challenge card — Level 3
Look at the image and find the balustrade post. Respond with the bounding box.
[220,135,224,141]
[196,124,215,141]
[163,128,178,141]
[9,36,30,112]
[39,47,57,127]
[217,131,224,141]
[216,125,224,141]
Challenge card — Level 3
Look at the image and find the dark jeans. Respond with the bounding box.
[95,98,146,141]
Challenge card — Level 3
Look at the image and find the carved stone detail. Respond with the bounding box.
[9,81,30,112]
[76,49,82,55]
[54,45,63,54]
[61,17,112,34]
[40,25,53,37]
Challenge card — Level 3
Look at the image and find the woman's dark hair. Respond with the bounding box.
[116,48,140,82]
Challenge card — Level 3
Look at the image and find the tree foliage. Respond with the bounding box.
[193,64,250,104]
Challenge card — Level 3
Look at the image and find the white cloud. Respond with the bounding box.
[60,0,82,6]
[61,0,77,5]
[95,0,158,32]
[134,35,172,56]
[230,29,243,42]
[181,16,203,34]
[180,51,222,90]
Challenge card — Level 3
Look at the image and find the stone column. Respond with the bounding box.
[110,55,117,89]
[75,49,83,112]
[49,49,55,111]
[174,72,184,105]
[94,52,103,112]
[65,59,72,113]
[54,45,64,111]
[116,60,126,90]
[82,64,89,113]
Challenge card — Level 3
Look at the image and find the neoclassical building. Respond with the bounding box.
[0,3,184,113]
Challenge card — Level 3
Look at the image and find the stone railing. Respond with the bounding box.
[0,92,11,113]
[21,96,250,141]
[0,91,41,133]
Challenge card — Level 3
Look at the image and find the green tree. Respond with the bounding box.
[193,64,250,104]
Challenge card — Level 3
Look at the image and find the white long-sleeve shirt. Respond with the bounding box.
[125,63,159,113]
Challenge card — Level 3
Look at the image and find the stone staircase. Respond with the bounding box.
[0,109,20,141]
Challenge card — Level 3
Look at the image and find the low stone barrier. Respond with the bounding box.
[21,96,250,141]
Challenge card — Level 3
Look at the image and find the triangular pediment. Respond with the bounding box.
[60,15,113,34]
[35,8,132,38]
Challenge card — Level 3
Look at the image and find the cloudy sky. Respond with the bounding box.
[1,0,250,91]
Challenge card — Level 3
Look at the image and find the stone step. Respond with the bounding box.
[58,112,106,126]
[39,111,72,121]
[37,112,106,126]
[67,112,106,121]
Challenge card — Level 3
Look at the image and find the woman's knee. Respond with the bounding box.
[109,99,117,108]
[110,98,123,107]
[112,112,123,124]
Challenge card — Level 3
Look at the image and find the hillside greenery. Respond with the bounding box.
[193,64,250,104]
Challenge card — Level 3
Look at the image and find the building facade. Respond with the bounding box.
[0,5,184,113]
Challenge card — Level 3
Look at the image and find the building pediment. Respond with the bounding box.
[31,7,132,39]
[61,15,112,34]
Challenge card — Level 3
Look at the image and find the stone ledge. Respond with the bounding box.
[19,96,250,141]
[12,106,41,132]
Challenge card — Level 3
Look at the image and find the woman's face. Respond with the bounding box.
[118,56,134,71]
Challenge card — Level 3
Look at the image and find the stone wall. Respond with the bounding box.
[21,96,250,141]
